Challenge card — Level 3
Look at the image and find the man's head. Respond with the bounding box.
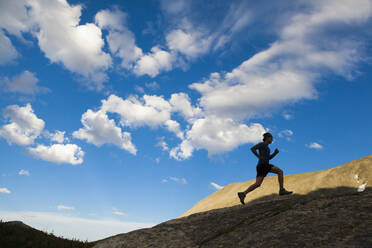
[263,132,273,144]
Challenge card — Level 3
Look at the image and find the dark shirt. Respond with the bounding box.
[251,142,271,165]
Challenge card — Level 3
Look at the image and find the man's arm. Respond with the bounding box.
[270,148,279,160]
[251,143,262,159]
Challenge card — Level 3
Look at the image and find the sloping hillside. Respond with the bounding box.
[92,187,372,248]
[0,220,95,248]
[181,155,372,217]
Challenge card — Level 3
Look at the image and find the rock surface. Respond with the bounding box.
[93,188,372,248]
[181,155,372,217]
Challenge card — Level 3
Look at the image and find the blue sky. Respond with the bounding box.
[0,0,372,241]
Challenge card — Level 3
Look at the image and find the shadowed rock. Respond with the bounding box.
[93,187,372,247]
[181,155,372,217]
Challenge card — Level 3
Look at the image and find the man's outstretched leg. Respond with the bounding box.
[238,176,264,205]
[270,166,292,195]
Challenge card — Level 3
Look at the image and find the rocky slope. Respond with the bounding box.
[93,187,372,248]
[181,155,372,217]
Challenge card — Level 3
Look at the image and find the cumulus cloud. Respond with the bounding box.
[307,142,323,150]
[0,0,111,89]
[57,205,75,211]
[170,118,266,160]
[1,71,50,95]
[189,0,372,120]
[210,182,223,190]
[133,46,175,77]
[27,0,112,90]
[0,0,32,64]
[95,9,143,69]
[166,28,212,59]
[101,94,172,128]
[0,0,31,38]
[72,109,137,155]
[28,144,84,165]
[74,94,191,155]
[47,130,68,143]
[0,31,18,65]
[169,93,202,121]
[0,188,11,194]
[76,92,269,160]
[0,104,45,146]
[19,169,30,176]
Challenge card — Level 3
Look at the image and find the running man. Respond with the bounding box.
[238,132,292,205]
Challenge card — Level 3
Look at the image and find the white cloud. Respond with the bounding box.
[95,9,143,69]
[101,94,172,128]
[73,109,137,155]
[0,210,155,241]
[133,46,175,77]
[160,0,187,15]
[213,2,253,50]
[57,205,75,211]
[168,177,187,184]
[170,117,266,160]
[169,139,194,161]
[77,93,268,160]
[0,0,32,64]
[165,120,184,140]
[27,0,112,90]
[1,71,50,95]
[48,130,67,143]
[188,0,372,121]
[134,85,145,94]
[19,169,30,176]
[210,182,223,190]
[0,104,45,146]
[156,137,169,151]
[169,93,202,121]
[0,0,114,89]
[0,188,11,194]
[112,211,126,216]
[283,114,293,120]
[145,81,160,91]
[0,0,31,38]
[307,142,323,150]
[0,30,18,65]
[28,144,84,165]
[278,129,294,141]
[166,28,212,59]
[190,69,316,120]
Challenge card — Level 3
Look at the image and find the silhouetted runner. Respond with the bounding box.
[238,132,292,205]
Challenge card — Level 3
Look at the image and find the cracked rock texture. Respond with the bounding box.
[93,188,372,248]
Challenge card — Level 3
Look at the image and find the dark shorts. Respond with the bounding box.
[256,163,274,178]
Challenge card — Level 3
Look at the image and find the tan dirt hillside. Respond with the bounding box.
[180,155,372,218]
